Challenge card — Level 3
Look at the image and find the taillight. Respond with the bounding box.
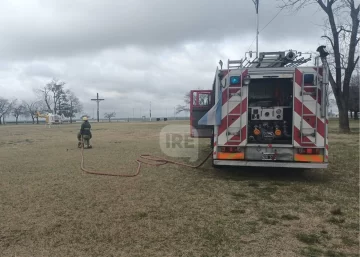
[220,147,242,153]
[275,129,281,136]
[298,148,320,154]
[253,128,261,136]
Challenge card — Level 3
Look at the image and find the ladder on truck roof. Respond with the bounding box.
[226,59,244,143]
[243,51,312,68]
[300,72,320,145]
[227,59,244,69]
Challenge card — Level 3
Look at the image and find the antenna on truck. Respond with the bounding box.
[251,0,260,58]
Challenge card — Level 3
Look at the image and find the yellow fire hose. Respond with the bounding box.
[79,137,212,177]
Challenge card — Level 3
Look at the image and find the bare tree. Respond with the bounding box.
[0,98,9,125]
[176,92,191,114]
[175,104,190,114]
[48,78,66,115]
[60,90,83,123]
[12,102,26,125]
[23,100,42,124]
[104,112,116,122]
[0,97,16,125]
[35,86,52,113]
[34,102,50,124]
[36,79,84,122]
[279,0,359,133]
[36,78,66,114]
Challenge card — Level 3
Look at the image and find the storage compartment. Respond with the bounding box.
[247,78,293,145]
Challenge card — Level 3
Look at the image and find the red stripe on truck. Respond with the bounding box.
[218,98,247,137]
[295,68,303,87]
[294,98,325,139]
[225,126,247,145]
[293,126,316,147]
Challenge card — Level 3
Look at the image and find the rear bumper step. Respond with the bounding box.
[213,160,328,169]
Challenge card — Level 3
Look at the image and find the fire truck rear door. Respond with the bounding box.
[190,90,213,138]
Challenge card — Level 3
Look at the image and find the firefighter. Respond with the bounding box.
[77,117,92,148]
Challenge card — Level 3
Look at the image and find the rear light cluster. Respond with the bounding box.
[297,148,320,154]
[274,129,281,136]
[253,128,261,136]
[220,147,242,153]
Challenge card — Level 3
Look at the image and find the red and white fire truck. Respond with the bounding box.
[190,48,330,169]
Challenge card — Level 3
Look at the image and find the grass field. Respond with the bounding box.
[0,120,359,257]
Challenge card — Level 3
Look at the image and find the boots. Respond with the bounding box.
[78,135,92,149]
[85,138,92,149]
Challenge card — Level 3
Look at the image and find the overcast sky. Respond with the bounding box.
[0,0,330,119]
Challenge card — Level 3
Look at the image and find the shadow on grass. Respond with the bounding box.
[206,165,329,184]
[193,145,330,183]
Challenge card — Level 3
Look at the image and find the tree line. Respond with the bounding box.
[0,78,83,125]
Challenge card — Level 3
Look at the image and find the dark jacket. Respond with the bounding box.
[80,121,91,135]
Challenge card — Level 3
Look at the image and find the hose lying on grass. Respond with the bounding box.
[79,140,213,177]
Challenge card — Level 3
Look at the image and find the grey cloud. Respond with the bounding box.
[22,61,62,78]
[0,0,330,118]
[0,0,326,60]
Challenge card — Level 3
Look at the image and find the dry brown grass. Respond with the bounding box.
[0,120,358,257]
